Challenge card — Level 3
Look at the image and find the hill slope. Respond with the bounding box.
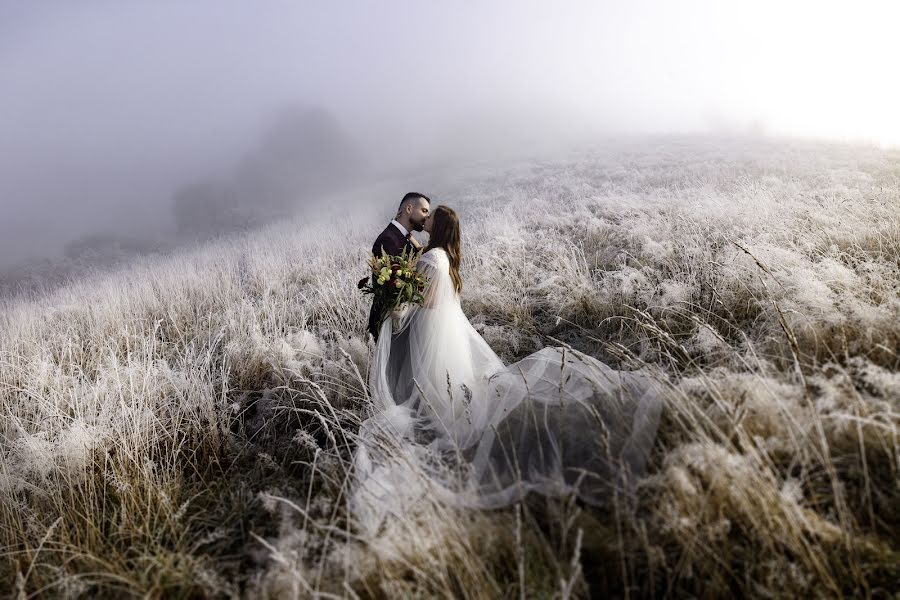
[1,136,898,597]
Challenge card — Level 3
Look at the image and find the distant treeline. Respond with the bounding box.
[0,105,362,299]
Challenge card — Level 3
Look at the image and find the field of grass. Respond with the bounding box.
[1,136,898,598]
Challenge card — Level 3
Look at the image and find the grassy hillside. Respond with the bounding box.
[1,136,898,598]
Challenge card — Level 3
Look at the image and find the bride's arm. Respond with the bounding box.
[421,284,438,309]
[415,255,444,309]
[419,266,439,309]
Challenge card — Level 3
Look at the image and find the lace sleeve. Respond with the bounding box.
[416,250,451,309]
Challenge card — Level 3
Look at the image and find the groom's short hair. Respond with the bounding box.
[399,192,430,210]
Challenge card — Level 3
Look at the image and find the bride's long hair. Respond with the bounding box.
[424,205,462,294]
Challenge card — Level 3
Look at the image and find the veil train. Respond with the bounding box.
[350,247,663,533]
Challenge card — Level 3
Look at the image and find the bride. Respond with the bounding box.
[351,205,663,531]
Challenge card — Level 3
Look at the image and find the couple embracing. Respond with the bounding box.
[351,192,663,530]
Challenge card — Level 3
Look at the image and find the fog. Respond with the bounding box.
[1,0,897,271]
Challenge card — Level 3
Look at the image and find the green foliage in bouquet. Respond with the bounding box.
[357,246,428,327]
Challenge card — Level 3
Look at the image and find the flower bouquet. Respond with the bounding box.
[357,246,428,331]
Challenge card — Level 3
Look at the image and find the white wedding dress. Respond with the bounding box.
[350,248,663,534]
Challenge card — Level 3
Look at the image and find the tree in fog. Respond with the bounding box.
[172,105,362,239]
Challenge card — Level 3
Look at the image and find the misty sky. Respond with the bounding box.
[1,0,898,267]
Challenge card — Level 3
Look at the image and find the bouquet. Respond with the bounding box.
[357,246,428,331]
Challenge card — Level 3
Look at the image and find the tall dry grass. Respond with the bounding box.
[1,136,897,598]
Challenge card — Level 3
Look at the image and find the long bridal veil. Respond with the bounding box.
[351,247,663,534]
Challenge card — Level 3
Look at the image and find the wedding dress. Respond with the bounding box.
[350,247,663,534]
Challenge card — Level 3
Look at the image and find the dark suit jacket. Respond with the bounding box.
[367,223,418,340]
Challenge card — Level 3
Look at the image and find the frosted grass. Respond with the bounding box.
[1,136,897,597]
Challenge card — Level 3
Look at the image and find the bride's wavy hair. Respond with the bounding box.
[424,205,463,294]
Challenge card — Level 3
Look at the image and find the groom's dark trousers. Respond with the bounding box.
[365,222,417,342]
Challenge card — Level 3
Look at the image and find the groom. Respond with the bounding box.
[362,192,431,341]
